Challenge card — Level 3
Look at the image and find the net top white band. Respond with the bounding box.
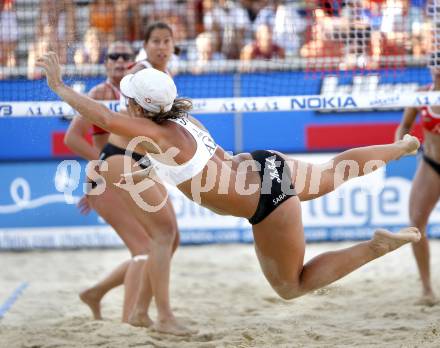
[2,91,440,117]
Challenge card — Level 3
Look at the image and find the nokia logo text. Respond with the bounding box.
[290,96,357,110]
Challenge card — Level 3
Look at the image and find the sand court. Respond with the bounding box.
[1,241,440,347]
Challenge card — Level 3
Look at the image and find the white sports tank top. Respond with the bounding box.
[148,117,217,185]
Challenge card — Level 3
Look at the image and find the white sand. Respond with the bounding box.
[1,241,440,348]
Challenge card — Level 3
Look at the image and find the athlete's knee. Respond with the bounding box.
[409,213,428,231]
[270,279,305,300]
[129,241,150,257]
[151,223,178,245]
[132,254,149,262]
[273,283,304,300]
[172,232,180,253]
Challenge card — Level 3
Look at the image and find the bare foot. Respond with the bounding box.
[370,227,421,256]
[152,318,197,336]
[79,288,103,320]
[398,134,420,157]
[128,309,153,328]
[415,292,439,307]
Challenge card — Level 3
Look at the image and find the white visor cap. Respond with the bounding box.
[120,68,177,113]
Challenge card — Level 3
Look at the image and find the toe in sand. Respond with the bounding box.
[414,294,439,307]
[152,319,198,336]
[128,311,154,328]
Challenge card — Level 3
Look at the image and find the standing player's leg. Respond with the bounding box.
[80,187,152,321]
[409,159,440,305]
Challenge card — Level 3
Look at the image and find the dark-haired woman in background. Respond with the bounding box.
[395,58,440,307]
[130,21,178,76]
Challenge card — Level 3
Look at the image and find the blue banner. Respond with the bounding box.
[1,154,438,249]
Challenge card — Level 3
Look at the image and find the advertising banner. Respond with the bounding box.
[1,154,438,250]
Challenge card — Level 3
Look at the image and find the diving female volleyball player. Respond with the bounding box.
[39,52,421,304]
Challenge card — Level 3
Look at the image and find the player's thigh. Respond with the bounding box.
[252,196,305,288]
[409,161,440,226]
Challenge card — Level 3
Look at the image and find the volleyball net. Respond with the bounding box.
[0,0,439,115]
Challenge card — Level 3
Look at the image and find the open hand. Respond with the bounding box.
[35,52,64,91]
[77,195,93,215]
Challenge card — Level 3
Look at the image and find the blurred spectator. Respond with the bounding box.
[339,0,374,69]
[240,24,285,60]
[412,20,432,58]
[89,0,116,43]
[252,0,307,56]
[150,0,184,19]
[147,0,192,45]
[364,0,383,29]
[114,0,142,41]
[253,0,276,29]
[240,0,268,22]
[167,15,189,45]
[317,0,345,15]
[203,0,251,59]
[192,0,205,35]
[360,0,409,67]
[300,8,344,62]
[74,28,107,66]
[409,0,428,58]
[180,0,199,39]
[191,31,226,73]
[0,0,18,68]
[380,0,410,35]
[16,0,438,77]
[37,0,77,46]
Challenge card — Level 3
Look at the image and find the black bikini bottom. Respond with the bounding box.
[423,154,440,176]
[99,143,150,169]
[90,143,150,189]
[248,150,297,225]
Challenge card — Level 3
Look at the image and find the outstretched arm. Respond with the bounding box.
[64,115,100,161]
[395,107,418,141]
[36,52,163,141]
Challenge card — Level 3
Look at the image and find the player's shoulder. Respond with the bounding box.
[127,61,150,74]
[88,82,110,99]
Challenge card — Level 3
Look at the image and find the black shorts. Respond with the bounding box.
[90,143,150,189]
[99,143,150,169]
[248,150,297,225]
[423,154,440,176]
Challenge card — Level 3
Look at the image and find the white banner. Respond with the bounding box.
[3,91,440,117]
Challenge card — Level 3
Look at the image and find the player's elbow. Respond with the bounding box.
[63,131,75,149]
[94,108,114,132]
[103,116,121,135]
